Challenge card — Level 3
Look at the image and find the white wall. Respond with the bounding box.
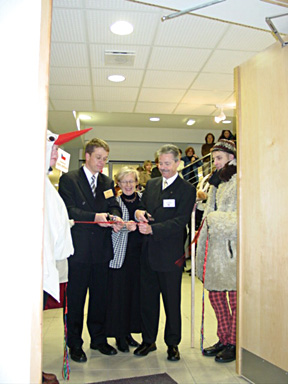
[0,1,49,383]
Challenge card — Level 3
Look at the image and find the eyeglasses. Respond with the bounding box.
[120,180,136,185]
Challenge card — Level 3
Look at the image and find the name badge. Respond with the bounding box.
[163,199,175,208]
[104,189,114,199]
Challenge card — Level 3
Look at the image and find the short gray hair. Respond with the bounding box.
[157,144,180,162]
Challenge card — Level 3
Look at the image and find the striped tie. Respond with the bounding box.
[91,175,96,197]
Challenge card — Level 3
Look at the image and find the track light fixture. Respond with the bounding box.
[214,105,226,123]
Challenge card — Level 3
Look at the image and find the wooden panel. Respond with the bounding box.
[237,41,288,373]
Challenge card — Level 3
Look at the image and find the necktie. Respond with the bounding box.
[163,179,168,190]
[91,175,96,197]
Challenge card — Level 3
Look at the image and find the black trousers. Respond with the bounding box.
[67,259,109,348]
[140,249,183,346]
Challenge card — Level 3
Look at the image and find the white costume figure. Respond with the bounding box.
[43,128,91,301]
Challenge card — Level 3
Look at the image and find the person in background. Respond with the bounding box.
[218,130,235,141]
[43,128,90,384]
[181,146,202,187]
[139,160,152,188]
[151,156,161,179]
[196,139,237,363]
[177,148,185,178]
[201,133,215,176]
[106,167,143,353]
[58,138,123,363]
[134,144,196,362]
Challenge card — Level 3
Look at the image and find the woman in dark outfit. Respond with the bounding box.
[106,167,143,352]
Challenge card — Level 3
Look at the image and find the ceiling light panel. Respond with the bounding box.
[92,68,144,87]
[86,10,160,44]
[110,21,133,35]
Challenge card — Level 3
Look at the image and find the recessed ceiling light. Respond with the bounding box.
[79,114,91,120]
[186,119,196,126]
[150,117,160,122]
[108,74,126,82]
[222,120,231,124]
[110,21,134,36]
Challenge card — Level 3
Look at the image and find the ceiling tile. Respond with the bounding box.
[50,99,94,111]
[138,88,186,102]
[174,104,218,115]
[93,86,139,101]
[182,89,232,104]
[202,49,258,73]
[148,46,212,71]
[218,24,275,51]
[49,67,91,85]
[50,43,89,67]
[49,85,92,99]
[51,8,86,42]
[142,70,197,88]
[95,101,135,112]
[192,73,234,91]
[135,102,178,113]
[155,14,230,48]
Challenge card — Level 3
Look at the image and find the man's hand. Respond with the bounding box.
[111,216,124,233]
[126,220,137,232]
[94,213,111,227]
[138,222,153,235]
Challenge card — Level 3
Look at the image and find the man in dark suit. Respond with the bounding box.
[58,138,123,363]
[134,144,196,361]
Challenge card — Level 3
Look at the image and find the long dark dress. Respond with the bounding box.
[106,193,143,337]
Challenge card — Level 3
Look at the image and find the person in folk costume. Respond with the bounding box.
[196,139,237,363]
[43,128,91,384]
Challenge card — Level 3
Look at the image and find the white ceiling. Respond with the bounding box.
[47,0,288,148]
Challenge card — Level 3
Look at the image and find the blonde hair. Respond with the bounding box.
[115,166,139,183]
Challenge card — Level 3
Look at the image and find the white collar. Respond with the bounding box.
[83,165,99,183]
[163,173,178,188]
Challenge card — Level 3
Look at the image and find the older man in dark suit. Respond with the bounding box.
[59,138,123,363]
[134,144,196,361]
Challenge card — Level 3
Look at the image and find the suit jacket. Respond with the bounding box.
[58,167,121,264]
[139,176,196,272]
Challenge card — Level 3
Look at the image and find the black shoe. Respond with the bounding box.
[90,342,117,355]
[203,340,226,357]
[134,342,156,356]
[167,345,180,361]
[126,334,139,347]
[69,347,87,363]
[215,344,236,363]
[116,337,129,353]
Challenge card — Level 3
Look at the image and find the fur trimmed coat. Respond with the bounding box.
[196,173,237,291]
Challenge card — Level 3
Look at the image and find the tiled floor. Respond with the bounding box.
[43,263,248,384]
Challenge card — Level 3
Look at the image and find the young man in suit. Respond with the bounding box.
[59,137,123,363]
[134,144,196,361]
